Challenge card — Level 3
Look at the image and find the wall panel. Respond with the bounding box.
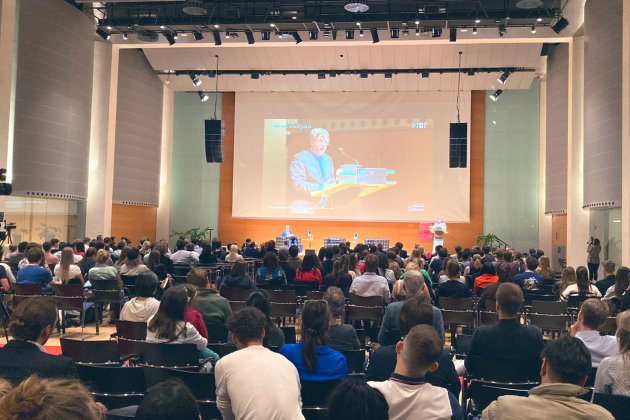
[111,204,157,245]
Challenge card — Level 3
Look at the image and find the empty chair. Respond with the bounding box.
[292,282,320,297]
[142,365,216,400]
[348,294,383,307]
[439,297,474,310]
[50,283,89,336]
[306,290,325,300]
[301,379,342,406]
[205,323,229,343]
[60,337,119,364]
[91,279,124,334]
[114,320,147,340]
[592,393,630,420]
[342,349,365,374]
[528,313,570,333]
[523,290,556,306]
[441,309,476,332]
[77,364,145,410]
[117,339,200,368]
[266,289,297,303]
[531,300,566,315]
[270,302,297,318]
[220,287,254,302]
[12,283,44,306]
[345,305,384,323]
[464,380,539,416]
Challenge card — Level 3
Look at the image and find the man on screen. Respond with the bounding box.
[290,128,336,208]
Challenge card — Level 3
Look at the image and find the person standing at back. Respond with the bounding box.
[587,238,601,281]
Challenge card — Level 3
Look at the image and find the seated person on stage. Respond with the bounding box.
[280,300,348,382]
[120,271,160,323]
[327,379,389,420]
[368,325,462,420]
[215,307,304,420]
[595,260,617,296]
[481,336,614,420]
[570,298,618,367]
[594,310,630,396]
[186,268,232,325]
[350,254,391,303]
[0,297,78,384]
[367,295,460,398]
[16,247,53,288]
[219,259,256,291]
[465,283,544,382]
[256,251,287,286]
[512,256,544,290]
[295,252,323,285]
[323,286,361,352]
[436,258,472,304]
[378,270,444,345]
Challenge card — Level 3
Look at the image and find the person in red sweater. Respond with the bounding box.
[183,284,208,339]
[474,262,499,295]
[295,253,322,285]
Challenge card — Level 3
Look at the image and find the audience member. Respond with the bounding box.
[321,247,335,276]
[135,379,200,420]
[280,300,348,381]
[225,244,244,263]
[0,297,77,384]
[7,241,27,272]
[350,254,391,303]
[242,241,261,258]
[536,255,554,284]
[182,283,208,339]
[287,245,302,270]
[555,266,576,297]
[219,259,256,291]
[378,270,444,345]
[367,295,460,397]
[42,242,59,267]
[119,248,150,276]
[186,268,232,325]
[429,247,449,283]
[16,247,52,288]
[438,258,472,302]
[368,324,462,420]
[256,251,287,286]
[596,260,617,296]
[466,283,544,381]
[376,252,396,285]
[323,286,361,351]
[295,252,323,285]
[478,262,510,310]
[328,378,389,420]
[246,290,285,348]
[278,248,297,284]
[570,299,618,367]
[602,266,629,303]
[216,307,304,419]
[87,249,120,287]
[561,266,602,302]
[53,247,84,285]
[594,310,630,396]
[0,375,105,419]
[512,256,544,290]
[170,240,199,265]
[473,262,499,295]
[323,255,353,293]
[120,271,160,323]
[481,336,614,420]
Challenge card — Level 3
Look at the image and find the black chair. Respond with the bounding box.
[531,300,566,315]
[593,392,630,420]
[198,401,222,420]
[478,311,499,326]
[306,291,325,300]
[50,284,90,337]
[464,379,538,416]
[228,300,247,312]
[291,282,320,297]
[528,313,569,334]
[91,279,124,334]
[345,305,384,322]
[349,294,383,307]
[205,323,229,343]
[600,317,617,335]
[441,309,476,343]
[267,289,297,303]
[220,287,254,301]
[120,275,138,297]
[173,264,193,276]
[523,290,557,306]
[270,302,297,322]
[142,365,216,400]
[453,333,474,358]
[465,356,542,383]
[207,343,237,358]
[301,380,342,406]
[567,293,597,309]
[0,296,10,343]
[302,406,329,420]
[60,337,120,364]
[382,330,403,346]
[118,339,200,368]
[439,296,474,310]
[114,320,147,340]
[342,349,365,374]
[11,283,44,307]
[77,364,145,410]
[584,366,597,388]
[281,326,297,344]
[171,275,188,285]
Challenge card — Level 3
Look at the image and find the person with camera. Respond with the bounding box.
[587,237,601,281]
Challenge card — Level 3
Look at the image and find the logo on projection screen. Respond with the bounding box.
[407,203,425,212]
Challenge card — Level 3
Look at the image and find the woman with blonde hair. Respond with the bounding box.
[554,266,576,297]
[561,266,601,302]
[594,310,630,396]
[53,247,84,285]
[536,255,554,284]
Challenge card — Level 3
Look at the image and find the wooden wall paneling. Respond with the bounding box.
[111,204,157,245]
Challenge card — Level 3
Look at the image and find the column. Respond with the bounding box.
[156,86,174,241]
[538,77,552,255]
[622,1,630,265]
[0,0,18,179]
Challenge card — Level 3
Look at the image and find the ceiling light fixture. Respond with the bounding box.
[415,28,420,36]
[162,31,176,45]
[432,28,442,38]
[531,24,537,33]
[551,16,569,34]
[371,29,379,43]
[212,31,222,45]
[245,30,255,44]
[344,1,369,13]
[359,29,364,37]
[262,30,271,41]
[475,18,481,24]
[472,26,478,35]
[449,28,457,42]
[193,31,203,41]
[292,32,302,44]
[390,29,400,38]
[182,0,208,16]
[122,32,128,40]
[421,71,429,78]
[198,91,209,102]
[497,70,512,84]
[189,74,202,86]
[96,28,111,41]
[490,90,503,101]
[346,29,355,39]
[309,30,318,40]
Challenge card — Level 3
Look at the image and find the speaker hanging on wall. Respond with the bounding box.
[205,119,225,163]
[449,122,468,168]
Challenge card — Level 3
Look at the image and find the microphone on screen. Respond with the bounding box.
[338,147,360,167]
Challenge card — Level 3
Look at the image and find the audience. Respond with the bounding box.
[278,248,297,284]
[602,266,629,303]
[466,283,544,381]
[596,260,617,296]
[328,378,389,420]
[224,244,244,263]
[135,379,200,420]
[185,268,232,325]
[570,298,618,367]
[169,240,200,266]
[368,324,462,420]
[295,252,323,285]
[323,286,361,351]
[16,247,52,288]
[280,300,348,381]
[215,307,303,419]
[0,297,77,384]
[246,290,285,348]
[478,262,510,310]
[561,265,602,302]
[256,251,287,286]
[473,261,499,295]
[53,247,84,285]
[512,256,544,290]
[119,271,160,322]
[555,266,576,297]
[350,254,391,303]
[219,259,256,291]
[438,258,472,301]
[182,283,209,339]
[119,248,150,276]
[481,336,614,419]
[594,309,630,396]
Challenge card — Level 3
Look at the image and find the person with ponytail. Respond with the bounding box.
[279,300,348,381]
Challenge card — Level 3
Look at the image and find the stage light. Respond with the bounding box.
[537,17,543,22]
[251,73,260,80]
[345,29,354,40]
[107,26,112,30]
[244,30,254,44]
[309,30,318,40]
[490,90,503,101]
[225,32,231,39]
[449,28,457,42]
[162,31,176,45]
[292,32,302,44]
[472,26,478,35]
[262,30,271,41]
[432,27,442,38]
[173,32,179,40]
[499,24,506,37]
[96,28,111,41]
[189,74,202,86]
[475,18,481,24]
[160,25,166,29]
[551,16,569,34]
[460,27,468,32]
[332,30,337,40]
[421,71,429,78]
[402,29,409,36]
[198,91,209,102]
[212,31,222,45]
[214,24,220,29]
[359,29,364,37]
[270,23,276,27]
[122,32,128,40]
[384,72,393,79]
[415,20,420,25]
[531,24,537,33]
[318,73,326,80]
[193,31,204,41]
[360,72,368,79]
[390,29,399,38]
[371,29,379,43]
[497,70,511,84]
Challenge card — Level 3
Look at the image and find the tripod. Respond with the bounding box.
[0,224,14,246]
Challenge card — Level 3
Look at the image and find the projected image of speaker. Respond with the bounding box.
[449,122,467,168]
[205,119,225,163]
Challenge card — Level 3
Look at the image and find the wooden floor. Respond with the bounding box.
[46,324,118,345]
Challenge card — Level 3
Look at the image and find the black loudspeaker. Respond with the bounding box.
[205,119,224,163]
[449,122,467,168]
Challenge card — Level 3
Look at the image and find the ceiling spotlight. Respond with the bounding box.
[332,30,337,40]
[318,73,326,80]
[270,23,276,27]
[160,25,165,29]
[251,73,260,80]
[198,91,209,102]
[122,32,128,40]
[345,29,355,40]
[344,1,369,13]
[292,32,302,44]
[490,90,503,101]
[421,71,429,78]
[189,73,202,86]
[173,32,179,40]
[537,17,543,22]
[415,28,420,36]
[162,31,176,45]
[360,72,368,79]
[390,29,400,38]
[384,72,393,79]
[497,70,511,84]
[499,24,506,36]
[323,31,330,38]
[551,16,569,34]
[225,32,231,39]
[213,24,220,29]
[474,18,481,24]
[359,29,364,37]
[415,20,420,25]
[472,26,478,35]
[432,27,442,38]
[212,31,222,45]
[460,27,468,32]
[402,29,409,36]
[182,0,208,16]
[96,28,111,41]
[193,31,203,41]
[371,29,379,43]
[309,30,318,40]
[531,24,537,33]
[449,28,457,42]
[106,26,112,30]
[245,30,255,44]
[262,30,271,41]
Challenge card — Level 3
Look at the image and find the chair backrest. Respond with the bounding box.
[599,317,617,335]
[205,323,229,343]
[12,283,43,295]
[567,293,597,308]
[93,289,125,305]
[228,300,247,312]
[51,283,84,296]
[479,311,500,326]
[439,296,474,310]
[173,264,193,276]
[60,338,120,364]
[220,287,253,301]
[306,290,325,300]
[349,294,383,307]
[115,320,148,340]
[281,326,297,344]
[440,309,476,327]
[301,379,342,406]
[171,275,187,285]
[466,380,538,413]
[51,284,85,311]
[484,299,497,312]
[531,300,566,315]
[302,406,329,420]
[207,343,237,358]
[76,364,145,394]
[90,279,121,290]
[292,282,320,296]
[342,349,365,374]
[466,356,542,382]
[528,313,569,331]
[198,401,222,419]
[266,289,297,303]
[346,305,384,322]
[143,366,215,400]
[592,392,630,420]
[270,302,297,317]
[120,275,138,290]
[117,339,199,367]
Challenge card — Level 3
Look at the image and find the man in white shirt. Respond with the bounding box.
[569,298,618,367]
[368,324,462,420]
[170,240,199,265]
[350,254,390,303]
[215,307,304,420]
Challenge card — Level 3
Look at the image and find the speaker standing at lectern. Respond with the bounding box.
[290,128,336,208]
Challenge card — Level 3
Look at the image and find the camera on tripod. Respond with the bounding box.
[0,213,15,245]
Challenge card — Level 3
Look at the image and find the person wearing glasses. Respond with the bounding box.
[290,128,336,209]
